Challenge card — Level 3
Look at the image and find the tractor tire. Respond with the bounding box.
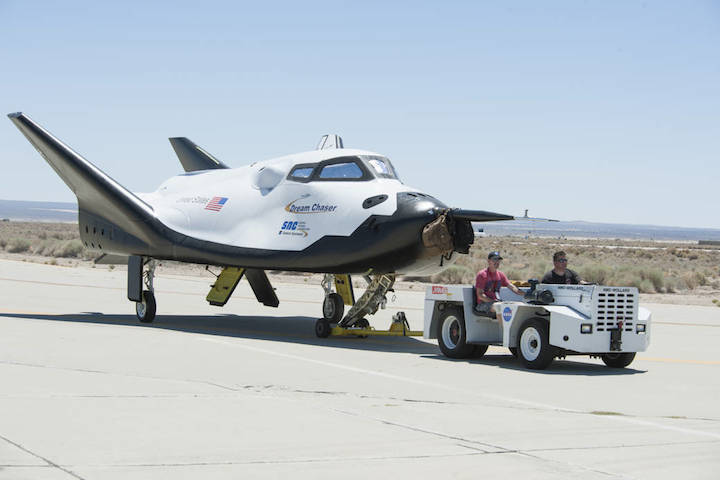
[436,308,475,359]
[517,317,555,370]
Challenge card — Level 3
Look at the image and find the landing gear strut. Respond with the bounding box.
[339,274,395,328]
[135,258,157,323]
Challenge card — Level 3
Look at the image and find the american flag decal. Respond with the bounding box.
[205,196,228,212]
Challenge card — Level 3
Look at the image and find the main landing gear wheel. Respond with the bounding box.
[353,318,370,338]
[354,318,370,328]
[322,293,344,323]
[518,317,554,370]
[436,309,475,359]
[315,318,332,338]
[601,352,636,368]
[136,290,156,323]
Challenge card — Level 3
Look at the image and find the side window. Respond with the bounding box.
[368,158,390,175]
[318,162,364,179]
[363,155,400,180]
[288,164,316,182]
[290,166,314,178]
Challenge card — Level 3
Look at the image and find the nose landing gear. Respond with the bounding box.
[315,274,402,338]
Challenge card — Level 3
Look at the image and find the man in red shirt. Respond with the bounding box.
[475,251,524,316]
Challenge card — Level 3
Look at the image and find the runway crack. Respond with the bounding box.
[327,409,632,479]
[65,451,505,468]
[0,359,239,393]
[524,438,720,453]
[0,433,86,480]
[329,407,508,453]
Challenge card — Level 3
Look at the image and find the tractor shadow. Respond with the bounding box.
[423,351,646,376]
[0,311,438,355]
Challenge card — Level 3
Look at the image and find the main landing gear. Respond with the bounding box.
[315,273,395,338]
[128,256,157,323]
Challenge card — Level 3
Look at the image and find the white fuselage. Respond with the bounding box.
[139,148,417,251]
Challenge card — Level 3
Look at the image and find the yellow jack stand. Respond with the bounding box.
[330,312,422,337]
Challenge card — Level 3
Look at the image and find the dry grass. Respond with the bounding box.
[0,221,95,260]
[2,221,719,294]
[428,237,720,294]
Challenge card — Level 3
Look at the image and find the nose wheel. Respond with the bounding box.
[322,292,344,323]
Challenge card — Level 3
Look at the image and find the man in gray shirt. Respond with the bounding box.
[541,251,586,284]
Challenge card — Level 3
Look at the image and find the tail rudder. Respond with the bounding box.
[169,137,229,172]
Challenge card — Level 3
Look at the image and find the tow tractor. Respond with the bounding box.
[424,281,651,369]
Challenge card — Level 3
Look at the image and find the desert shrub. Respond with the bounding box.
[56,240,84,258]
[580,263,611,284]
[430,264,473,284]
[664,276,683,293]
[531,259,549,279]
[622,267,664,292]
[636,279,655,293]
[32,239,54,256]
[678,271,707,290]
[6,238,31,253]
[643,268,664,292]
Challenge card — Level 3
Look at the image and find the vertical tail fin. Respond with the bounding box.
[169,137,229,172]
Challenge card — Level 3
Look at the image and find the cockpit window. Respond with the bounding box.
[287,156,373,182]
[287,163,317,182]
[318,161,364,179]
[361,155,400,180]
[289,166,314,178]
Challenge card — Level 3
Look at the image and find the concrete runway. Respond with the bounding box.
[0,258,718,479]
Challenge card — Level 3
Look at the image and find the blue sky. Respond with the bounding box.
[1,1,718,228]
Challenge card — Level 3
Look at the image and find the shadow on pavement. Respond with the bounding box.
[423,352,646,376]
[1,312,646,375]
[0,311,439,355]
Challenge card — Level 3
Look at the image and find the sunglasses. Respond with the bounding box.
[556,259,568,263]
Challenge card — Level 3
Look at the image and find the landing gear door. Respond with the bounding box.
[127,255,143,302]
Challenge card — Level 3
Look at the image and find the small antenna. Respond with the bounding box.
[316,134,344,150]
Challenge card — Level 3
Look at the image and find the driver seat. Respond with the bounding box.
[472,287,496,318]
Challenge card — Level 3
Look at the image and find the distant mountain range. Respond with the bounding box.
[0,199,78,222]
[2,199,719,242]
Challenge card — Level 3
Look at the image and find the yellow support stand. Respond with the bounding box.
[334,274,355,305]
[330,313,422,337]
[206,267,245,306]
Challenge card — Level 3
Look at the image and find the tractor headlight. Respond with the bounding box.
[580,324,593,334]
[636,324,646,333]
